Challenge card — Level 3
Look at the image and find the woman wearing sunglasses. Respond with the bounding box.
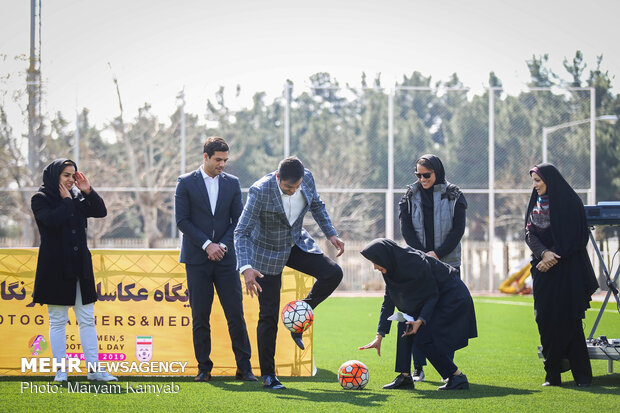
[360,154,469,389]
[399,154,467,269]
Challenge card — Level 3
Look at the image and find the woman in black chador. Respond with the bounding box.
[525,163,599,387]
[359,238,477,390]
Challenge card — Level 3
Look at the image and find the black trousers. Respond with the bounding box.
[395,322,427,373]
[186,262,252,374]
[256,245,343,376]
[410,323,458,379]
[393,266,460,374]
[539,318,592,385]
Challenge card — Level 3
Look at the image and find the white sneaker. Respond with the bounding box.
[412,367,425,382]
[54,370,68,382]
[87,370,118,382]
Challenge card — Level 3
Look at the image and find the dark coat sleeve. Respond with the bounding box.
[418,296,439,325]
[175,176,210,249]
[31,193,75,228]
[525,228,548,259]
[399,192,425,250]
[377,290,395,336]
[81,189,107,218]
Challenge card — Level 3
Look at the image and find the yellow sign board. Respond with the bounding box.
[0,249,314,377]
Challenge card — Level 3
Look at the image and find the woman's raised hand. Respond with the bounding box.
[75,171,92,195]
[58,183,71,199]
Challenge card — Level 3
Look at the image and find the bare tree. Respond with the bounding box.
[108,68,182,247]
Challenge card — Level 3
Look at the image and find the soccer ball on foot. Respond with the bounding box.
[281,300,314,333]
[338,360,369,390]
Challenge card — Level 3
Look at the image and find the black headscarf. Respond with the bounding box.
[525,163,599,320]
[416,154,447,250]
[418,154,446,185]
[40,159,78,199]
[524,163,588,257]
[360,238,438,315]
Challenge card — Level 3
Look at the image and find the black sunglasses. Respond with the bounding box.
[415,172,433,179]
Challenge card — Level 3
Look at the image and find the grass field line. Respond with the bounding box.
[474,297,619,314]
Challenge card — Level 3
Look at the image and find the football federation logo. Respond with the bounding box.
[136,336,153,362]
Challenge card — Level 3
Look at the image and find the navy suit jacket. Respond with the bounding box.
[175,167,243,266]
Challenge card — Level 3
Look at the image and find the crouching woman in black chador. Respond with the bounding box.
[359,238,477,390]
[525,163,599,387]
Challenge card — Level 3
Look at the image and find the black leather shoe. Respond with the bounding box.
[262,374,286,390]
[194,371,211,382]
[438,373,469,390]
[291,332,305,350]
[576,382,591,387]
[542,381,561,387]
[235,369,258,381]
[383,373,414,389]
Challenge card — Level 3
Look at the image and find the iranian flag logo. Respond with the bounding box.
[136,336,153,362]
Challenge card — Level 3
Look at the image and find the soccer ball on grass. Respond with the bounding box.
[338,360,369,390]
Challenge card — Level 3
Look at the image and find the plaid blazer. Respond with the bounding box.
[234,169,338,275]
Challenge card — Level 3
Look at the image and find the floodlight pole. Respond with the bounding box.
[174,89,186,239]
[590,89,596,205]
[179,89,186,175]
[74,109,79,165]
[488,88,497,292]
[386,90,394,240]
[284,83,291,158]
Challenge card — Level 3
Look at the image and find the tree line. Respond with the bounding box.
[1,51,618,247]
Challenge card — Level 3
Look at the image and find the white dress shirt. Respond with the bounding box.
[278,183,307,225]
[200,166,220,250]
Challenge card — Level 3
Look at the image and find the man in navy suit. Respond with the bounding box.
[175,136,256,383]
[234,156,344,389]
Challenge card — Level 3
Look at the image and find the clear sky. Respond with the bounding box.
[1,0,619,129]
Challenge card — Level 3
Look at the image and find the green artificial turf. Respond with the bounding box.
[1,296,618,412]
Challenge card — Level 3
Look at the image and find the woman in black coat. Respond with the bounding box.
[372,154,467,389]
[31,159,116,382]
[525,163,599,387]
[359,238,477,390]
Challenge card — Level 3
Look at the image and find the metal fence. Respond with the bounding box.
[1,86,608,291]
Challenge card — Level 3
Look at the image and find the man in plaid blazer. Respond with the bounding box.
[234,156,344,390]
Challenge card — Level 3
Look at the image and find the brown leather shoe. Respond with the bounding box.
[235,369,258,381]
[194,371,212,382]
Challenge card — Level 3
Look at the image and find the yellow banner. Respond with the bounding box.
[0,249,314,377]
